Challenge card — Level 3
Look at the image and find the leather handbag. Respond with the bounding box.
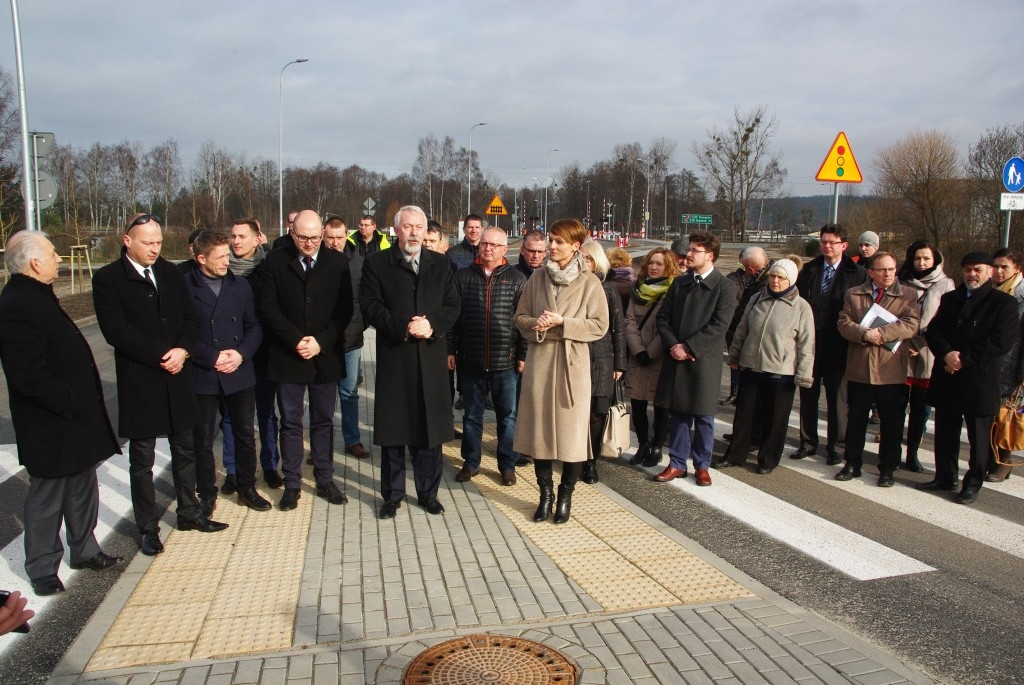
[600,380,632,458]
[991,382,1024,466]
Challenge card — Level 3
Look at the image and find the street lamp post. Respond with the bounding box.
[467,122,487,214]
[279,58,309,237]
[585,180,591,230]
[544,148,559,229]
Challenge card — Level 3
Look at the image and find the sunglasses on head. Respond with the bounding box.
[126,214,161,232]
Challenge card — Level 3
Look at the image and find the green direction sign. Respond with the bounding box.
[681,214,712,224]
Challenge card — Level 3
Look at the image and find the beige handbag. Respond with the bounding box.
[992,382,1024,466]
[600,381,632,458]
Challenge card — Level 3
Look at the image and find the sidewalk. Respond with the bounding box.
[48,329,934,685]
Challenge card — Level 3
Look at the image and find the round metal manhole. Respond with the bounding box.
[403,634,579,684]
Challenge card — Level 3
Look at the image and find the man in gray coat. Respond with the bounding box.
[653,230,737,486]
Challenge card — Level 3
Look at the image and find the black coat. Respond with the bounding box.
[185,266,263,395]
[0,275,120,478]
[450,260,527,372]
[590,280,627,398]
[260,245,353,384]
[925,282,1019,415]
[361,247,461,447]
[796,254,866,374]
[341,250,366,352]
[93,255,199,438]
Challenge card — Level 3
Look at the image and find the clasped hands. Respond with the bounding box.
[407,315,433,339]
[533,310,564,331]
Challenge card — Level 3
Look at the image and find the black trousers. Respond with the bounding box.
[798,365,847,454]
[904,384,930,458]
[195,387,257,495]
[933,409,993,490]
[278,381,336,489]
[129,426,201,532]
[844,381,908,474]
[24,466,102,581]
[380,445,442,504]
[728,376,796,469]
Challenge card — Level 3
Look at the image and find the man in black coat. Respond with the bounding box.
[361,205,461,519]
[921,252,1019,504]
[260,210,353,511]
[514,229,547,280]
[186,230,269,514]
[0,232,123,596]
[93,214,228,557]
[793,224,867,465]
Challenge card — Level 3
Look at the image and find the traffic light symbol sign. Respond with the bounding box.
[815,131,863,183]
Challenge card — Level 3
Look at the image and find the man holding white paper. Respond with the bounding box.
[835,252,920,486]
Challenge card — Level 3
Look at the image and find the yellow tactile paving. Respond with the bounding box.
[445,432,754,611]
[86,467,315,671]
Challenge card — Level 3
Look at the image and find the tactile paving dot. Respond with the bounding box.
[193,613,295,658]
[403,634,578,684]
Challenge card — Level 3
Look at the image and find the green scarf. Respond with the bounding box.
[632,276,672,305]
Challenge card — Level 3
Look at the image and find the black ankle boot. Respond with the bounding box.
[553,483,574,524]
[534,462,554,521]
[581,459,598,484]
[642,445,663,468]
[719,384,737,406]
[905,452,923,473]
[629,442,650,466]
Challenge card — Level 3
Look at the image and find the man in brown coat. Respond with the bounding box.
[835,252,920,486]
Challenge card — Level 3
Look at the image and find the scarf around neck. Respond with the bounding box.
[229,245,266,278]
[545,251,586,287]
[997,270,1023,296]
[632,276,672,305]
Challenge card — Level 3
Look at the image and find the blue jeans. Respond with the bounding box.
[336,348,362,448]
[461,368,519,473]
[667,412,715,471]
[219,402,236,475]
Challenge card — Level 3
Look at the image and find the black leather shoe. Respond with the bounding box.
[419,498,445,515]
[641,447,664,468]
[316,481,348,505]
[379,500,401,519]
[826,452,843,466]
[515,456,530,467]
[199,496,216,518]
[756,465,775,474]
[279,488,301,511]
[877,474,895,488]
[956,489,978,504]
[455,467,478,482]
[70,551,123,571]
[263,470,283,489]
[712,460,737,469]
[916,479,958,492]
[31,574,65,596]
[789,446,816,460]
[834,465,861,481]
[237,487,272,511]
[220,474,237,495]
[140,531,163,556]
[178,516,229,533]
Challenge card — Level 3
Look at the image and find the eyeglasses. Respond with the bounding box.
[127,214,161,231]
[820,240,845,247]
[294,233,323,244]
[479,241,507,250]
[869,267,896,274]
[685,248,706,255]
[523,248,546,256]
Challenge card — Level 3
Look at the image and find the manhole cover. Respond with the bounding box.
[404,634,578,684]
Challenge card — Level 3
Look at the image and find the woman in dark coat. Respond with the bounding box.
[579,239,627,484]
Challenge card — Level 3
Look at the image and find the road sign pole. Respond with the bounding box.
[831,182,839,224]
[1003,211,1012,249]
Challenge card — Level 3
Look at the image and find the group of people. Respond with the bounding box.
[1,209,1020,605]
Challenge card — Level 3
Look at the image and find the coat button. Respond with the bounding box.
[213,339,219,344]
[211,319,216,325]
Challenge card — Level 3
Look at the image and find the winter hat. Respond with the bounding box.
[769,258,798,284]
[858,231,880,249]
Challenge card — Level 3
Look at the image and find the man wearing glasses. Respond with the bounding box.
[835,252,919,486]
[515,229,547,279]
[793,224,866,465]
[448,227,528,486]
[93,213,228,557]
[344,215,391,258]
[260,210,353,511]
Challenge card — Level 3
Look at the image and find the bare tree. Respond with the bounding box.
[691,105,786,241]
[193,141,234,226]
[111,139,142,226]
[0,66,22,246]
[412,134,440,218]
[78,143,113,230]
[142,138,182,225]
[614,142,645,232]
[966,123,1024,245]
[646,137,678,230]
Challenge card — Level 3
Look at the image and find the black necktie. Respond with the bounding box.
[694,274,703,286]
[302,256,312,279]
[143,268,156,290]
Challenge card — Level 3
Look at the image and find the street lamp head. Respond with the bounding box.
[296,58,309,63]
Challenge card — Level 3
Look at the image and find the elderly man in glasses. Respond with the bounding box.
[94,213,229,557]
[259,210,353,511]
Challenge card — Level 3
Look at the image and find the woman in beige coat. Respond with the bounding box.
[513,219,609,524]
[624,248,679,468]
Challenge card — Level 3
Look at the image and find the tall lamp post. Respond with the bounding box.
[467,122,487,214]
[544,148,559,229]
[279,58,309,236]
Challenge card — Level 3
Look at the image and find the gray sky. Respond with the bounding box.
[9,0,1023,196]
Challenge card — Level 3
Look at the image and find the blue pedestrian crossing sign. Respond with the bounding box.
[1004,157,1024,193]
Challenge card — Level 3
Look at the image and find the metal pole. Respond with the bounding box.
[278,58,308,237]
[545,149,559,229]
[32,133,40,231]
[831,182,839,224]
[467,122,486,215]
[1002,211,1012,249]
[644,159,652,240]
[10,0,35,231]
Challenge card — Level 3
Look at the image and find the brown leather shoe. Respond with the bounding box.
[500,470,516,486]
[455,466,479,482]
[345,443,369,458]
[695,468,712,486]
[653,466,687,482]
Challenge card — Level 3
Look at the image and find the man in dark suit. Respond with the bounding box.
[93,214,228,557]
[186,230,270,514]
[653,229,737,487]
[0,232,123,596]
[260,210,353,511]
[921,252,1019,504]
[793,224,867,465]
[361,205,461,518]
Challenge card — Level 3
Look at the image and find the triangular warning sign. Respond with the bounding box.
[815,131,863,183]
[486,194,508,216]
